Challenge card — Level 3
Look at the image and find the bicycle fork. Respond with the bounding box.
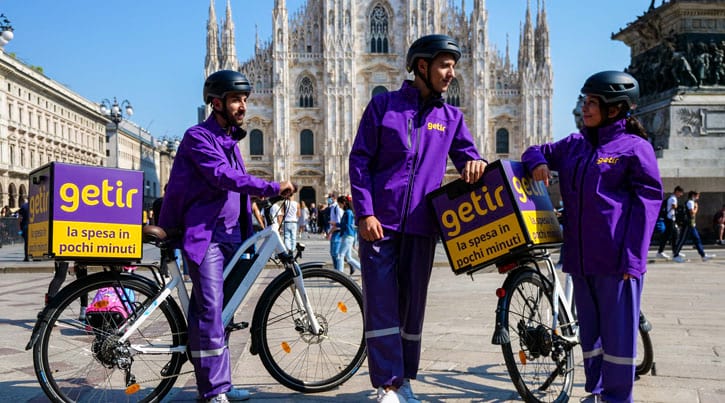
[289,262,324,336]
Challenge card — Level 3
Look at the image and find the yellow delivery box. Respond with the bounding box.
[27,162,144,261]
[427,159,562,275]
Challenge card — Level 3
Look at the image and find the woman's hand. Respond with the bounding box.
[531,164,552,187]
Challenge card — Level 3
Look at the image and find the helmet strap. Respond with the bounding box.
[415,59,441,100]
[212,96,243,133]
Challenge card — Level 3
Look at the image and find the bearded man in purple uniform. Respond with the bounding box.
[159,70,294,403]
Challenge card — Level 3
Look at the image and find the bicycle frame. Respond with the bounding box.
[121,198,323,353]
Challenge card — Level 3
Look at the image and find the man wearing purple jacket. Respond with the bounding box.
[349,34,486,403]
[523,71,663,403]
[159,70,293,403]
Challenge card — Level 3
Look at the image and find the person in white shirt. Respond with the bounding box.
[327,198,344,271]
[282,200,300,252]
[656,186,683,261]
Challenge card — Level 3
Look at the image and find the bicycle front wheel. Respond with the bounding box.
[499,269,575,403]
[33,272,187,402]
[251,267,366,393]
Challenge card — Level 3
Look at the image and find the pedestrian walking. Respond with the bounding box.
[674,191,715,261]
[336,196,360,275]
[656,186,684,262]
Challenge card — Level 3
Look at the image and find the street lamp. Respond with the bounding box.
[99,97,133,124]
[0,13,14,48]
[100,97,133,169]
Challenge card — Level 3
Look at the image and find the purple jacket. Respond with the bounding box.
[159,115,280,265]
[349,80,483,236]
[522,119,663,278]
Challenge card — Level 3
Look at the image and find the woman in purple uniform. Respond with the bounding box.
[522,71,663,403]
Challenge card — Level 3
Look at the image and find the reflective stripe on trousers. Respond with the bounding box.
[186,242,237,399]
[572,273,642,403]
[359,232,435,388]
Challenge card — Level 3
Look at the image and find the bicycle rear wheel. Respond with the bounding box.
[636,312,654,376]
[499,269,575,403]
[251,267,366,393]
[33,272,187,402]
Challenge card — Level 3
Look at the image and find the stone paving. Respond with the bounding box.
[1,237,723,402]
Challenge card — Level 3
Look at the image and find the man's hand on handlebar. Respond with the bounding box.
[279,181,296,197]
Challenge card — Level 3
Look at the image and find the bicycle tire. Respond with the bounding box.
[251,267,366,393]
[636,314,654,376]
[33,271,187,402]
[499,269,575,403]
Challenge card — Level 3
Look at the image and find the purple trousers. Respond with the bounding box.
[185,242,237,399]
[571,273,643,403]
[358,232,436,388]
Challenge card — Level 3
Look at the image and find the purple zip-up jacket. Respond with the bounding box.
[159,115,280,266]
[522,119,663,278]
[349,80,483,236]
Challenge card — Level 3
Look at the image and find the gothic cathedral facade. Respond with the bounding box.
[204,0,553,205]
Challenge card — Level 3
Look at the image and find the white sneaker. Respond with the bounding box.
[702,254,715,262]
[225,388,250,401]
[377,387,404,403]
[673,255,686,263]
[580,393,606,403]
[656,252,670,260]
[205,394,229,403]
[398,379,421,403]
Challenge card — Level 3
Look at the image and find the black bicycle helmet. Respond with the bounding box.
[580,71,639,109]
[406,34,462,73]
[203,70,252,104]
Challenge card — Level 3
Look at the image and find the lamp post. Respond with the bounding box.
[99,98,133,168]
[100,97,133,125]
[0,13,14,49]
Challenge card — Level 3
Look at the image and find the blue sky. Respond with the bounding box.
[1,0,653,143]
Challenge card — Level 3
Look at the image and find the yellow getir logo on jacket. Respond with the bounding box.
[427,122,446,132]
[596,156,620,165]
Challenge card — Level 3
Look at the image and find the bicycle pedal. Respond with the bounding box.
[226,321,249,332]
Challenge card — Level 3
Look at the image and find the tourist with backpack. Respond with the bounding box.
[673,191,715,262]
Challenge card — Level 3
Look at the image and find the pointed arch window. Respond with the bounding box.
[496,128,510,154]
[299,76,314,108]
[369,4,389,53]
[300,129,314,155]
[446,78,461,107]
[250,129,264,155]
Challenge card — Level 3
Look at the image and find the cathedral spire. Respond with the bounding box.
[535,0,551,70]
[220,0,238,71]
[518,0,535,70]
[255,23,260,53]
[204,0,220,77]
[505,33,511,71]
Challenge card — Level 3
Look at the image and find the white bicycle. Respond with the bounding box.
[27,195,366,402]
[488,249,654,402]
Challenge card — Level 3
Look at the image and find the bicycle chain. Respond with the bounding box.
[133,368,195,386]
